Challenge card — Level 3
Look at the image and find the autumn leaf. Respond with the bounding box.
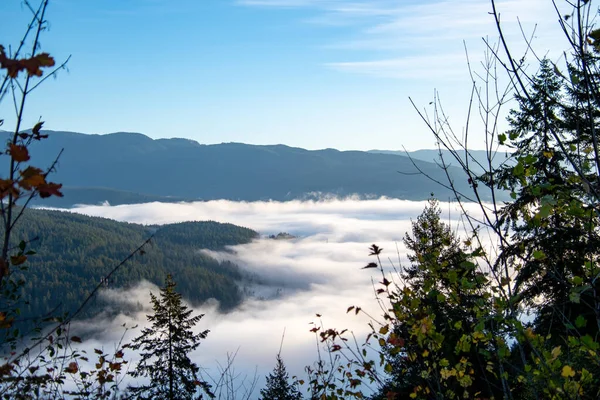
[19,167,46,190]
[388,334,404,347]
[37,182,63,198]
[10,255,27,266]
[8,144,30,162]
[65,362,78,374]
[0,46,55,78]
[0,363,13,377]
[109,362,122,371]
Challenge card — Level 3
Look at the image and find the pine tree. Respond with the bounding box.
[492,59,600,342]
[372,198,497,399]
[259,354,302,400]
[127,274,213,400]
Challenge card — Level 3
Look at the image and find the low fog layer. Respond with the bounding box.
[63,198,484,398]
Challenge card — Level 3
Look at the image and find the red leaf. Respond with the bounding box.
[38,182,63,198]
[65,362,78,374]
[0,48,55,78]
[8,144,30,162]
[19,167,45,190]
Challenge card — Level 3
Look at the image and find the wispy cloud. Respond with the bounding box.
[238,0,568,79]
[327,53,468,79]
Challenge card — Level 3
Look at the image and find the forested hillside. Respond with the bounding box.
[0,130,477,207]
[10,208,258,323]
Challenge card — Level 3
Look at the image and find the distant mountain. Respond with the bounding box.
[10,208,259,326]
[2,130,481,207]
[369,149,514,175]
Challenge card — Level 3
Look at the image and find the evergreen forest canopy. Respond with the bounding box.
[10,208,258,325]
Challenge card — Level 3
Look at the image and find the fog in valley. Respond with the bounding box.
[55,198,485,398]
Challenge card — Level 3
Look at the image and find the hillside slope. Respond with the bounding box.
[0,130,477,206]
[9,208,258,325]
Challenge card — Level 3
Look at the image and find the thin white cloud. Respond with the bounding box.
[327,53,469,79]
[238,0,571,79]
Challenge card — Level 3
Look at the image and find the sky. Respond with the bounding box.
[54,198,489,399]
[0,0,570,150]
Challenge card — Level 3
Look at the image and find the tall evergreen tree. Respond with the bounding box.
[372,198,497,400]
[492,58,600,342]
[259,354,302,400]
[127,274,213,400]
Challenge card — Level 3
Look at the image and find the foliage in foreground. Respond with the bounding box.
[306,1,600,400]
[3,0,600,399]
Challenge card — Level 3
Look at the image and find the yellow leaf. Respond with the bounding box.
[561,365,576,378]
[551,346,561,360]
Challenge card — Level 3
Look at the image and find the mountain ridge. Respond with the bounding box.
[1,130,481,207]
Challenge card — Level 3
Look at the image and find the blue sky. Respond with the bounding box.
[1,0,565,150]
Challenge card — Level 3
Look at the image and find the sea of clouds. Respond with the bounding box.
[58,198,486,398]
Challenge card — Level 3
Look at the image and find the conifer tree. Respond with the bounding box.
[372,198,497,399]
[127,274,213,400]
[259,354,302,400]
[492,58,600,342]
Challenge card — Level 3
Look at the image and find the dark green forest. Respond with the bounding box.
[10,208,258,323]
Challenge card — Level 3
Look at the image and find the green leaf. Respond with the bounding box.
[570,292,581,304]
[572,276,583,286]
[513,162,525,177]
[575,315,587,329]
[536,204,552,219]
